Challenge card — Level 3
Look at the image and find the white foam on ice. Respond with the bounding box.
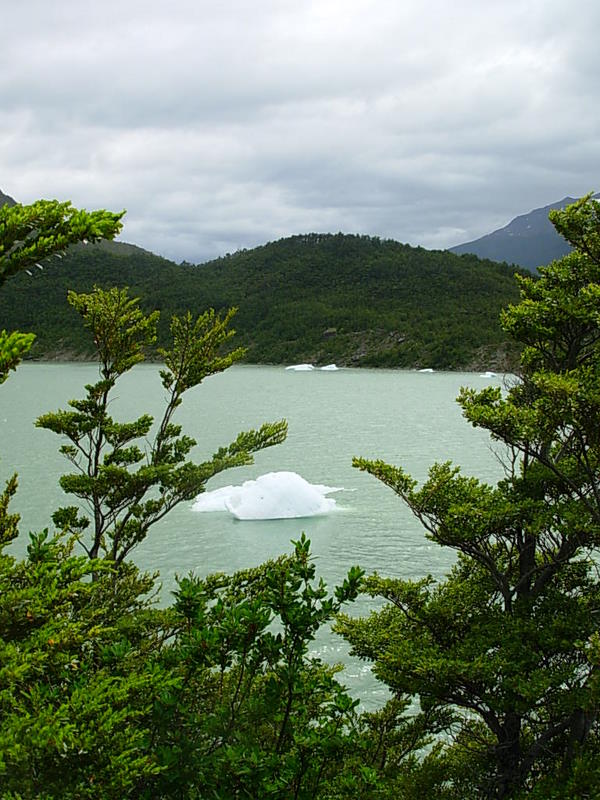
[285,363,315,371]
[192,471,343,520]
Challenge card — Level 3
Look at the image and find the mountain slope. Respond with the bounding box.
[0,232,525,370]
[448,197,588,270]
[0,190,16,207]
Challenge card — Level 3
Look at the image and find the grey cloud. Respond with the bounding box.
[2,0,600,263]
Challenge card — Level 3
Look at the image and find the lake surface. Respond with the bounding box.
[0,363,507,705]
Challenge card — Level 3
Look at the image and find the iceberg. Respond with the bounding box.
[285,363,315,371]
[418,368,434,373]
[320,364,339,371]
[479,370,497,378]
[192,471,342,520]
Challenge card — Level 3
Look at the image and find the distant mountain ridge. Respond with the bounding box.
[2,186,590,274]
[449,195,598,271]
[0,230,525,370]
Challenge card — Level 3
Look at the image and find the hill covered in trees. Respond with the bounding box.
[0,233,526,369]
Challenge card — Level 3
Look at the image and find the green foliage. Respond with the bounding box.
[548,192,600,264]
[0,329,35,384]
[0,527,173,799]
[323,698,455,799]
[69,285,159,375]
[0,199,123,287]
[0,199,123,385]
[339,195,600,798]
[0,510,379,798]
[0,474,20,548]
[36,286,287,563]
[147,534,366,799]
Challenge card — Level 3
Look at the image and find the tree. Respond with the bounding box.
[0,199,123,383]
[36,285,287,564]
[149,534,365,799]
[0,525,175,799]
[0,199,124,287]
[337,194,600,798]
[0,202,165,797]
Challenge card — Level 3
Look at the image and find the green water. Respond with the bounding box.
[0,363,506,704]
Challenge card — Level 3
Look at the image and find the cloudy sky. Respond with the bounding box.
[2,0,599,263]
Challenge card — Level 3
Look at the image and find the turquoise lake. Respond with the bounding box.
[0,363,508,705]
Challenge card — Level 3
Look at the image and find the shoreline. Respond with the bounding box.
[20,357,513,375]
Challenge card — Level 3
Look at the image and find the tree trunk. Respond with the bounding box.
[494,714,522,799]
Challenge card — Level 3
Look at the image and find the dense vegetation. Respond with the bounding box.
[1,195,600,798]
[0,232,525,369]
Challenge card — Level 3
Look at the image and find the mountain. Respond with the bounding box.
[448,196,596,271]
[0,189,16,207]
[0,232,525,370]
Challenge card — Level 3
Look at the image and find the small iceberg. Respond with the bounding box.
[418,368,434,373]
[285,363,315,371]
[320,364,339,371]
[479,370,497,378]
[192,471,343,520]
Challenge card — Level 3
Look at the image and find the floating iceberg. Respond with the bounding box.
[418,368,434,373]
[320,364,339,371]
[479,370,497,378]
[285,363,315,371]
[192,471,342,520]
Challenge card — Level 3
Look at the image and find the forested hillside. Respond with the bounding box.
[0,233,525,369]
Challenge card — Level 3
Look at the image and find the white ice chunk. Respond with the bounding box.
[479,371,497,378]
[285,363,315,371]
[418,368,434,373]
[192,471,342,520]
[192,485,236,512]
[320,364,339,371]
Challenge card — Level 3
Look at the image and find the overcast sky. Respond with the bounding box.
[2,0,599,263]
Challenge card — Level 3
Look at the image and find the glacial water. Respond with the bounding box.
[0,363,507,706]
